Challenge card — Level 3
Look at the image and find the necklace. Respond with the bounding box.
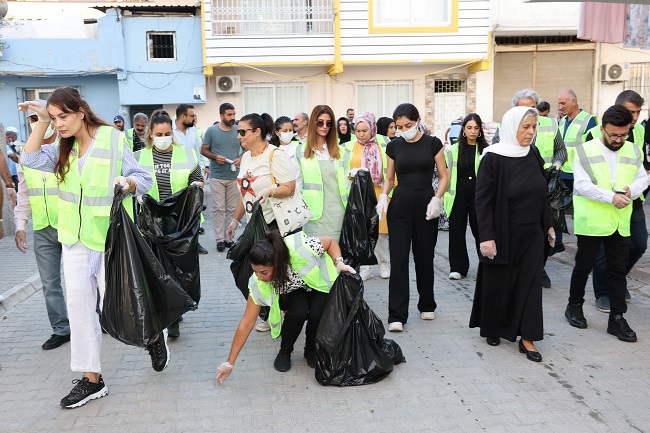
[252,141,268,157]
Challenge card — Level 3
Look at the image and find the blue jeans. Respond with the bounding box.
[33,225,70,335]
[592,205,648,299]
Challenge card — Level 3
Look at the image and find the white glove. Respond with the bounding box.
[18,100,50,122]
[190,181,204,188]
[336,262,357,274]
[348,167,369,178]
[480,240,497,260]
[256,186,276,204]
[226,219,240,241]
[215,361,233,384]
[547,227,556,248]
[425,197,443,220]
[376,193,388,221]
[136,195,143,204]
[113,176,130,192]
[553,162,562,171]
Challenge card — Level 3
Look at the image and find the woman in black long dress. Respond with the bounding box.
[469,106,554,362]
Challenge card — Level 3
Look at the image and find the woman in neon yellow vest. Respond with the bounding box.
[347,112,394,281]
[215,230,355,381]
[444,113,488,281]
[18,87,155,409]
[135,109,205,339]
[295,105,352,241]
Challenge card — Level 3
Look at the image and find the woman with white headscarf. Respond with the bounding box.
[469,106,555,362]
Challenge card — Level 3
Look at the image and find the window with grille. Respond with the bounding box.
[147,32,176,61]
[212,0,334,36]
[372,0,452,29]
[626,63,650,108]
[357,81,413,118]
[24,87,75,102]
[434,80,466,93]
[243,83,307,119]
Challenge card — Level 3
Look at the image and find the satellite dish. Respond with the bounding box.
[218,76,233,92]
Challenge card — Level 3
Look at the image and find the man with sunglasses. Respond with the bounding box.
[583,91,648,313]
[565,104,647,343]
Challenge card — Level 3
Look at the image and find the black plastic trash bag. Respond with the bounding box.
[315,272,405,386]
[138,185,203,304]
[339,170,379,267]
[544,167,571,234]
[226,201,270,300]
[103,188,197,348]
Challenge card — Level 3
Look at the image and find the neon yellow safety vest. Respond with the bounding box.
[135,145,198,201]
[125,128,135,151]
[247,231,338,338]
[560,110,597,174]
[345,135,389,180]
[57,126,134,252]
[22,167,59,230]
[585,122,644,151]
[295,143,351,221]
[573,138,642,237]
[443,143,480,217]
[536,117,558,169]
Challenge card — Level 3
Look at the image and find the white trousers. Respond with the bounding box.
[375,234,390,267]
[62,242,105,373]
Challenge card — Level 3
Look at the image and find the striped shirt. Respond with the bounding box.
[152,147,203,201]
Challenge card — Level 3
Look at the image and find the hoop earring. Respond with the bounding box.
[478,132,482,137]
[462,131,466,137]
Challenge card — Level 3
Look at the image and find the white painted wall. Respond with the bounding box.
[492,0,579,34]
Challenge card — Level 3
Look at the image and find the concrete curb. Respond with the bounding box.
[0,272,41,316]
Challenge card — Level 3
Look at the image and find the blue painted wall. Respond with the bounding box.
[0,9,204,136]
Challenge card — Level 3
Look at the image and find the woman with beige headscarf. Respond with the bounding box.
[469,106,554,362]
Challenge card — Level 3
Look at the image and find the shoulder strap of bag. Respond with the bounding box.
[269,147,278,185]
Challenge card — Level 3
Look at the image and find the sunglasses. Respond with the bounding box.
[316,120,333,128]
[238,128,254,137]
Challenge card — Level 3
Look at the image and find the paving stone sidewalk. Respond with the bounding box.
[1,195,650,432]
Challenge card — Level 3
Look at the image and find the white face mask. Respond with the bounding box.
[43,124,55,140]
[279,131,294,144]
[396,123,419,140]
[153,135,173,150]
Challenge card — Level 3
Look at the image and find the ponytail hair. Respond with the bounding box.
[240,112,275,142]
[270,115,293,147]
[249,230,290,290]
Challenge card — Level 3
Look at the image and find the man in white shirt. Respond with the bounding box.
[292,112,309,145]
[565,105,647,343]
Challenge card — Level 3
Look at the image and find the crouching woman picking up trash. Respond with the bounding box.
[216,230,356,381]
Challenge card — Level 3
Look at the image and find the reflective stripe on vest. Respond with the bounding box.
[295,143,351,220]
[560,111,596,173]
[248,232,337,339]
[57,126,133,251]
[443,143,480,217]
[23,167,59,230]
[536,117,557,168]
[135,146,198,201]
[573,138,641,237]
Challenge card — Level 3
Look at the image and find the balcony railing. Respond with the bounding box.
[211,0,334,36]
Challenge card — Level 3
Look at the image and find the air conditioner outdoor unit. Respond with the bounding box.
[216,75,241,93]
[601,63,630,82]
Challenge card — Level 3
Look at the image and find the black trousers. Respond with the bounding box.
[448,177,479,275]
[387,184,438,324]
[279,289,328,354]
[569,231,630,316]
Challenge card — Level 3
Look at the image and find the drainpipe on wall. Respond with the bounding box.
[327,0,343,76]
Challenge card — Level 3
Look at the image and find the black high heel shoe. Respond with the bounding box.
[519,339,542,362]
[486,337,500,346]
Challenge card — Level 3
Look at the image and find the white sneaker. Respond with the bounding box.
[359,266,373,281]
[449,272,461,280]
[388,322,403,332]
[255,320,271,332]
[379,263,390,279]
[420,312,436,320]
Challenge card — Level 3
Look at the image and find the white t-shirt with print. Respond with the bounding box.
[237,144,296,223]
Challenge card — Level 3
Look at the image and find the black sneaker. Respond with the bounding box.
[274,351,291,372]
[42,333,71,350]
[217,241,226,252]
[168,320,180,338]
[198,227,205,235]
[549,244,566,256]
[198,244,208,255]
[60,375,108,409]
[541,269,551,289]
[607,314,637,342]
[224,240,235,248]
[304,349,317,369]
[145,329,170,372]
